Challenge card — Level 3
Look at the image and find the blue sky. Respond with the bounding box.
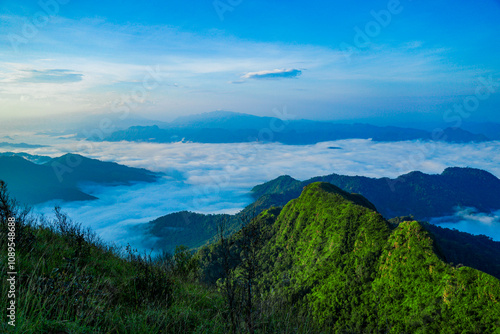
[1,0,499,124]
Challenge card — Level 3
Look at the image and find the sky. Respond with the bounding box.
[1,0,500,124]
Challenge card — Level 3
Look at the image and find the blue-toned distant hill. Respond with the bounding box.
[85,111,491,144]
[462,122,500,140]
[0,142,47,149]
[251,167,500,219]
[0,153,161,205]
[0,152,52,164]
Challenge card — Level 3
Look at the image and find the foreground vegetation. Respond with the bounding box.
[0,182,316,333]
[0,182,226,333]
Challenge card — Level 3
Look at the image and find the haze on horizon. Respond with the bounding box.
[1,0,500,125]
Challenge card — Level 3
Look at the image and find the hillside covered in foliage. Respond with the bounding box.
[1,177,499,333]
[199,183,500,333]
[147,170,500,282]
[147,167,500,256]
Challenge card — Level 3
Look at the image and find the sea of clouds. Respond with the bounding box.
[3,133,500,249]
[430,208,500,241]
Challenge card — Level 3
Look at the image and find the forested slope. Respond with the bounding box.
[199,183,500,332]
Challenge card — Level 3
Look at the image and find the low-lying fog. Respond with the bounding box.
[3,133,500,250]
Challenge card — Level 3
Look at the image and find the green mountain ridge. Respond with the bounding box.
[143,211,234,253]
[148,170,500,279]
[199,182,500,332]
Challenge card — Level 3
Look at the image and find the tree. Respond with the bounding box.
[0,181,33,247]
[235,209,260,334]
[0,180,14,226]
[217,216,239,333]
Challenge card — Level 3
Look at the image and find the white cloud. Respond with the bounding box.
[430,208,500,241]
[242,68,302,80]
[3,136,497,250]
[16,69,83,83]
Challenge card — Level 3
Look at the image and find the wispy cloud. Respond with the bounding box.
[0,14,498,121]
[242,68,302,80]
[17,69,83,83]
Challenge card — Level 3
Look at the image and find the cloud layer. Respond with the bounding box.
[4,135,498,251]
[431,208,500,241]
[242,68,302,80]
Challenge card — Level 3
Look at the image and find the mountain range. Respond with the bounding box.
[2,151,499,285]
[82,111,493,145]
[146,167,500,252]
[251,167,500,219]
[0,153,161,205]
[6,177,499,332]
[0,142,47,149]
[198,182,500,332]
[146,168,500,280]
[0,152,52,164]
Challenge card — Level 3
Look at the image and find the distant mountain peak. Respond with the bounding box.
[202,110,248,117]
[441,127,490,142]
[252,167,500,219]
[171,110,252,123]
[55,153,86,160]
[275,174,297,182]
[441,166,499,181]
[442,166,492,174]
[100,112,495,145]
[0,153,162,205]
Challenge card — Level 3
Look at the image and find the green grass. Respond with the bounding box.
[0,203,227,333]
[0,183,320,333]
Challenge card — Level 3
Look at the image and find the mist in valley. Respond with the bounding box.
[2,132,497,251]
